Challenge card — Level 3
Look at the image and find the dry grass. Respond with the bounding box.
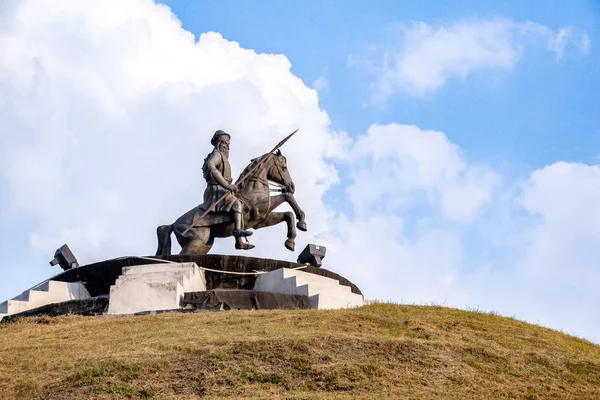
[0,303,599,399]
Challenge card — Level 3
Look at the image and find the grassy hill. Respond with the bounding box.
[1,303,599,399]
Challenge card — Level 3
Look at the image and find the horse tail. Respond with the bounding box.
[155,224,174,256]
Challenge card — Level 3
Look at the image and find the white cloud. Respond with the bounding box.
[313,74,329,93]
[321,124,497,308]
[0,0,339,294]
[326,131,600,341]
[458,162,600,341]
[344,124,498,222]
[318,122,600,342]
[359,18,591,102]
[547,27,592,59]
[581,33,592,54]
[325,213,468,306]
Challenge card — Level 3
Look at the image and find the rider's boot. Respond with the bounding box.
[232,212,253,238]
[235,237,255,250]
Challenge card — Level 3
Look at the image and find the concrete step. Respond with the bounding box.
[293,283,353,298]
[309,292,364,310]
[255,269,351,294]
[281,269,343,287]
[254,268,350,294]
[9,281,89,302]
[107,262,206,315]
[253,268,363,310]
[115,264,204,292]
[1,299,28,315]
[116,271,190,285]
[259,269,352,294]
[115,267,205,291]
[0,281,90,315]
[283,275,351,294]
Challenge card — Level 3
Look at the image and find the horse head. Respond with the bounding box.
[267,149,295,194]
[236,150,295,194]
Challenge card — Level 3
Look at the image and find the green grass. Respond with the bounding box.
[0,303,599,399]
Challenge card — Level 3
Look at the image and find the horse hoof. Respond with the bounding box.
[285,239,295,252]
[296,221,307,232]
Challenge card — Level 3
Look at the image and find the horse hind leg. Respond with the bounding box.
[156,224,174,256]
[180,227,214,256]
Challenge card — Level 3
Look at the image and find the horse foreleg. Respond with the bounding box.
[253,211,297,251]
[283,192,307,231]
[268,193,307,231]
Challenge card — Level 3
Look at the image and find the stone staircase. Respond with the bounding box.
[107,262,206,315]
[0,280,91,320]
[253,268,364,309]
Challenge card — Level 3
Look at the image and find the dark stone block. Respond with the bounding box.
[183,289,312,311]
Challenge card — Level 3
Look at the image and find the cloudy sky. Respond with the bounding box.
[1,0,599,342]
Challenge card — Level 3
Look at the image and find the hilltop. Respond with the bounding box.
[1,303,599,399]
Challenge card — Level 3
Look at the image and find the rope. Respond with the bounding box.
[201,267,267,275]
[123,256,177,264]
[123,256,307,276]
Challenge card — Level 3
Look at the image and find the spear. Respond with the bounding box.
[182,128,299,235]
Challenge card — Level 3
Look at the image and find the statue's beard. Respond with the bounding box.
[219,146,230,159]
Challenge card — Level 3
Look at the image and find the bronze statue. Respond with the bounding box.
[201,130,254,247]
[156,129,307,256]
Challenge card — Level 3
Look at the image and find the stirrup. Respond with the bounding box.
[233,229,253,238]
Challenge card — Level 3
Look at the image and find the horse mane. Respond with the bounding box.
[236,153,271,187]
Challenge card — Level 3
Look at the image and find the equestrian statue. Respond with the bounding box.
[155,129,307,256]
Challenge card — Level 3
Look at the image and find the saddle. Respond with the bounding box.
[192,208,233,228]
[192,205,258,228]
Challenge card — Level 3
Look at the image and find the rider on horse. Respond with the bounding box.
[155,128,306,256]
[201,130,255,250]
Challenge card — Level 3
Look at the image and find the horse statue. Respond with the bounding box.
[155,149,307,256]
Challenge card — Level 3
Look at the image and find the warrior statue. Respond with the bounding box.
[155,129,308,256]
[201,130,254,250]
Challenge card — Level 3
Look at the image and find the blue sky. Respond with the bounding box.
[1,0,599,342]
[163,0,600,172]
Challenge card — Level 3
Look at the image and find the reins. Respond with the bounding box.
[238,153,288,194]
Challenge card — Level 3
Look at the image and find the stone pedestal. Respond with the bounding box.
[107,262,206,315]
[1,255,365,320]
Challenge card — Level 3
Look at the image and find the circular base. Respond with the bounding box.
[51,254,363,297]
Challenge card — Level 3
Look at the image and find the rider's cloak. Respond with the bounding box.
[200,150,239,213]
